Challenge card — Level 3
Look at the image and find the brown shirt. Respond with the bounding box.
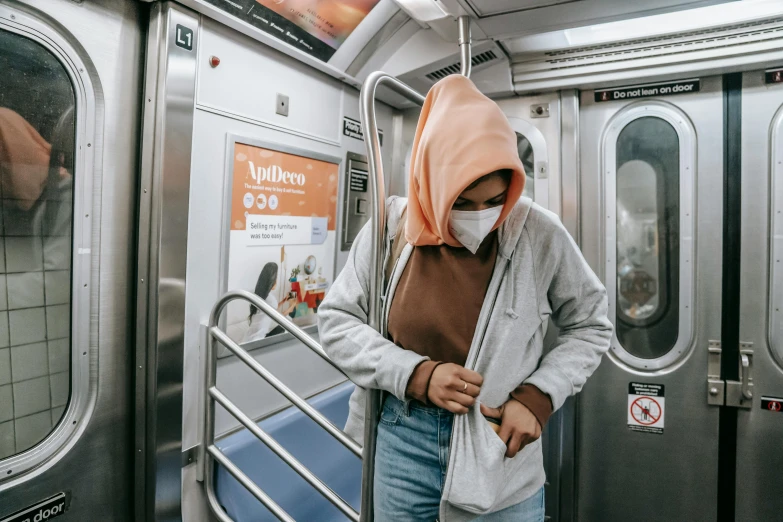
[387,230,553,427]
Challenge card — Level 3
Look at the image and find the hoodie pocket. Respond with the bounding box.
[443,404,508,515]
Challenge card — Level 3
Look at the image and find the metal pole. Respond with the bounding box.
[358,72,425,522]
[458,16,472,78]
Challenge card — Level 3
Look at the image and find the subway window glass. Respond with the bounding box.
[615,117,680,360]
[0,29,75,458]
[516,133,534,199]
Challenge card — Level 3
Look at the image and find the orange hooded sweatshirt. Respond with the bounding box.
[391,76,552,427]
[405,74,525,247]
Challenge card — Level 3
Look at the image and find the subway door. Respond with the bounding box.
[737,70,783,522]
[0,0,141,519]
[577,78,723,521]
[497,92,566,521]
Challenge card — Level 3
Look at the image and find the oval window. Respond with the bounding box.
[615,117,680,360]
[0,28,76,458]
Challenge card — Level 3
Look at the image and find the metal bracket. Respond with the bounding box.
[726,342,754,409]
[536,160,548,180]
[530,103,550,118]
[707,340,724,406]
[182,444,199,468]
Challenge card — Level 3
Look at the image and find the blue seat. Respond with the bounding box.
[215,382,361,521]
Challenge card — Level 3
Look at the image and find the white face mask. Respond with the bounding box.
[449,206,503,254]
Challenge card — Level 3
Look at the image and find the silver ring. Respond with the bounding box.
[462,382,468,393]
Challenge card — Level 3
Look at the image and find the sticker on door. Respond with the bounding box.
[0,492,69,522]
[761,396,783,412]
[628,382,665,435]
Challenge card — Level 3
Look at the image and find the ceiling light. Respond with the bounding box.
[394,0,452,23]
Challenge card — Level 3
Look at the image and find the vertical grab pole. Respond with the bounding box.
[458,15,472,78]
[358,72,425,522]
[358,73,386,522]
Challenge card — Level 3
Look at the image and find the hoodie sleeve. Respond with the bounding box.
[318,221,430,402]
[522,217,613,412]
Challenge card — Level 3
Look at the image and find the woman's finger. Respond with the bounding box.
[443,400,469,414]
[506,432,523,458]
[462,382,481,398]
[448,390,476,407]
[457,367,484,386]
[479,404,502,419]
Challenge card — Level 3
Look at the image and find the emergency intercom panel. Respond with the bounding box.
[341,152,370,251]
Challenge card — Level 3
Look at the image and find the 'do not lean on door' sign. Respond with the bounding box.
[595,79,700,102]
[0,492,70,522]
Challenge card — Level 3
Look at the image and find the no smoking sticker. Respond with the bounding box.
[628,382,665,435]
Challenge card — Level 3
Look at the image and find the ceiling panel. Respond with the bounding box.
[459,0,736,39]
[464,0,579,18]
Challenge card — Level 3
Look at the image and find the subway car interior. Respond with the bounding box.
[0,0,782,520]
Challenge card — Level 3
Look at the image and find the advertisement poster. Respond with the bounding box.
[202,0,381,61]
[224,139,339,347]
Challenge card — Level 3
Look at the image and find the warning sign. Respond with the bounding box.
[761,396,783,413]
[628,382,665,435]
[595,79,699,102]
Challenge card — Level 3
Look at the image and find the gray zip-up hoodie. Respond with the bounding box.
[318,196,612,521]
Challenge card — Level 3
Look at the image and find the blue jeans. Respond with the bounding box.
[374,395,545,522]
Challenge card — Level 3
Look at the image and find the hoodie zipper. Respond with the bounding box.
[465,259,509,370]
[438,258,509,522]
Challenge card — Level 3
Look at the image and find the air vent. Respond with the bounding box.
[510,16,783,92]
[426,50,498,81]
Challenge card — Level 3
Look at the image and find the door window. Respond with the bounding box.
[0,28,75,459]
[615,117,680,360]
[516,133,535,199]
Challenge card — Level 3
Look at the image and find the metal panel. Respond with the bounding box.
[735,70,783,522]
[576,77,723,522]
[555,88,580,522]
[560,89,580,243]
[497,92,562,215]
[135,2,198,520]
[196,17,344,146]
[0,0,140,518]
[464,0,579,18]
[473,0,732,38]
[341,153,371,251]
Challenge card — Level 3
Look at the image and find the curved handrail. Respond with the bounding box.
[201,290,361,522]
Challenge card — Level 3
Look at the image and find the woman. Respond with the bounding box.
[319,75,612,521]
[242,262,297,343]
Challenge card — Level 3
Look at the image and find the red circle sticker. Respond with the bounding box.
[630,396,662,425]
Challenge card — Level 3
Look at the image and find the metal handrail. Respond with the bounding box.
[201,290,361,522]
[358,71,426,522]
[356,18,471,520]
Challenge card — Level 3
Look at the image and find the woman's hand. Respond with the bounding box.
[427,363,483,414]
[480,400,541,458]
